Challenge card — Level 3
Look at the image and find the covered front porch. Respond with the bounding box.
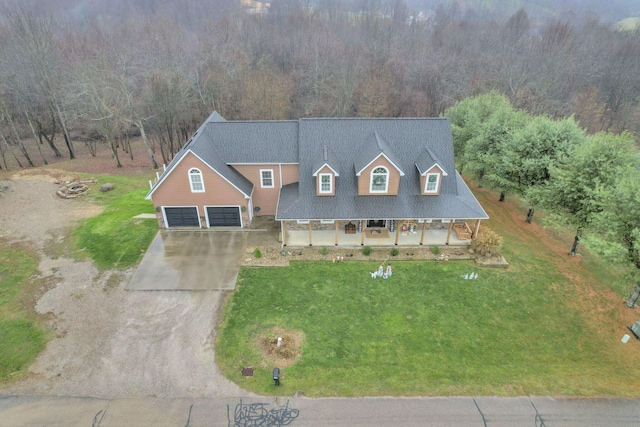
[280,219,480,247]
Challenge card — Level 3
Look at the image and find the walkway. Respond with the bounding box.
[1,395,639,426]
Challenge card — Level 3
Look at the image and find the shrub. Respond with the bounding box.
[361,245,372,256]
[254,248,262,258]
[471,227,503,256]
[431,246,441,255]
[320,246,329,255]
[390,248,399,257]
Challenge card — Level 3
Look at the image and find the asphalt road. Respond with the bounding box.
[1,395,640,426]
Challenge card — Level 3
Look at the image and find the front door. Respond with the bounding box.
[367,219,386,228]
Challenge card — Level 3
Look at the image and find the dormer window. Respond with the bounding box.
[319,173,332,193]
[189,168,204,192]
[425,173,440,193]
[371,167,388,193]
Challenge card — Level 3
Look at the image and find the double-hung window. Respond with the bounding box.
[260,169,274,188]
[319,173,332,193]
[425,173,439,193]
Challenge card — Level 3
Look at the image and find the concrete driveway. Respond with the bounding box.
[127,230,247,290]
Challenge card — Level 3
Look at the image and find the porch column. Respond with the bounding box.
[282,221,287,246]
[335,221,339,246]
[474,219,482,238]
[308,221,313,246]
[361,220,366,246]
[420,220,427,245]
[445,221,454,245]
[394,222,400,245]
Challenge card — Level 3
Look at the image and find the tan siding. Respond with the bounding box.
[316,165,335,196]
[152,152,249,227]
[231,164,283,215]
[281,164,299,186]
[357,156,400,196]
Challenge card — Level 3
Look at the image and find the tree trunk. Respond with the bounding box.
[36,116,61,157]
[25,111,48,165]
[137,121,158,169]
[106,135,122,168]
[525,208,535,223]
[569,235,580,256]
[0,129,23,168]
[626,284,640,309]
[53,102,75,159]
[5,109,34,167]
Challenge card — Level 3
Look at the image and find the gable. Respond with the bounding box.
[150,151,250,203]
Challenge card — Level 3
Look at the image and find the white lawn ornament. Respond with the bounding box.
[471,272,478,279]
[370,271,378,278]
[462,273,469,280]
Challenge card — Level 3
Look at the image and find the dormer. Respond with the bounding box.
[313,145,339,196]
[354,132,405,196]
[415,147,448,196]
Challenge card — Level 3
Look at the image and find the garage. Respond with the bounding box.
[206,206,241,227]
[164,207,200,228]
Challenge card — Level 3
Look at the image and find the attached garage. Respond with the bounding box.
[163,207,200,228]
[206,206,242,227]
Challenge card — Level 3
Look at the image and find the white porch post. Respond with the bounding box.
[308,221,313,246]
[445,221,454,245]
[420,220,427,245]
[474,219,482,238]
[282,221,287,246]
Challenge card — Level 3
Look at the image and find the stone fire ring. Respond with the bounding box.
[57,181,90,199]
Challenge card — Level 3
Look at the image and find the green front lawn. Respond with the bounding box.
[217,260,634,396]
[74,187,156,269]
[0,246,47,382]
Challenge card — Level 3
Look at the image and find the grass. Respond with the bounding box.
[218,180,640,397]
[217,260,631,397]
[74,187,156,269]
[0,245,47,382]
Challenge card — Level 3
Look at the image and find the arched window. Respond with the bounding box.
[370,166,388,193]
[189,168,204,192]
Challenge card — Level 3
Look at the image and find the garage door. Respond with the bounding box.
[206,206,241,227]
[164,207,200,227]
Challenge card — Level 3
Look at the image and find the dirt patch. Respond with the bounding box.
[0,170,250,399]
[256,327,304,368]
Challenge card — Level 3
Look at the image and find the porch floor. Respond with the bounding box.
[284,229,470,247]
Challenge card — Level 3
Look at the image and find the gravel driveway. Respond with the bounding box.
[0,172,248,398]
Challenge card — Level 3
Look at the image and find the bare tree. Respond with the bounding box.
[1,3,76,159]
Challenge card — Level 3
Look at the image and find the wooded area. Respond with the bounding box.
[0,0,639,170]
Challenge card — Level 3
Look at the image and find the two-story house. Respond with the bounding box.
[146,112,488,246]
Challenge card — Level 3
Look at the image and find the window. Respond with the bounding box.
[297,220,309,224]
[425,173,440,193]
[320,219,335,224]
[189,168,204,192]
[260,169,274,188]
[319,173,332,193]
[370,166,388,193]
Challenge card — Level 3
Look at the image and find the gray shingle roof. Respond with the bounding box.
[202,121,298,163]
[312,145,340,176]
[149,114,487,220]
[354,131,405,176]
[415,146,447,175]
[276,118,486,220]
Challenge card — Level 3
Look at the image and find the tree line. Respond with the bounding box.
[0,0,639,170]
[447,92,640,307]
